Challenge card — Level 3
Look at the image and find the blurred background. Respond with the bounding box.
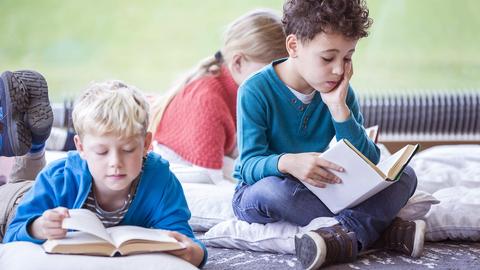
[0,0,479,101]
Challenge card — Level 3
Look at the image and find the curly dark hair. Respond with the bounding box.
[282,0,373,42]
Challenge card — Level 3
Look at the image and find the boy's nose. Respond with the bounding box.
[108,152,123,167]
[332,63,344,76]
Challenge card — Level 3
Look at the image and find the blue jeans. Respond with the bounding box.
[232,166,417,250]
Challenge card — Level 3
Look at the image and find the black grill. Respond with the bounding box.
[359,92,480,140]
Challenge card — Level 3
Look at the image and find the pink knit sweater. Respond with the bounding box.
[154,67,238,169]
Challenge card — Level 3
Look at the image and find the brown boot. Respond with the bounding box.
[377,218,426,258]
[295,224,358,269]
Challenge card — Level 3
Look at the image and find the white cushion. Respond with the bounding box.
[397,190,440,220]
[45,150,69,164]
[425,186,480,242]
[200,190,438,254]
[183,178,437,232]
[202,217,338,254]
[410,145,480,194]
[182,183,236,231]
[0,241,198,270]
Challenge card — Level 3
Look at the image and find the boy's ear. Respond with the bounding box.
[73,135,87,159]
[286,34,299,58]
[143,131,153,156]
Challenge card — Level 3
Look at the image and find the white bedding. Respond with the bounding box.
[0,242,198,270]
[191,144,480,253]
[3,144,479,256]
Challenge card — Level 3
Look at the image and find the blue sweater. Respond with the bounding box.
[4,151,207,266]
[233,59,380,185]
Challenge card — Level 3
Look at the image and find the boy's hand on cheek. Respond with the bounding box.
[29,207,70,240]
[321,62,353,122]
[166,231,205,267]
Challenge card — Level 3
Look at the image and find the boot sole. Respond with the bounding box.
[411,220,426,258]
[12,70,52,144]
[295,232,326,270]
[0,72,31,156]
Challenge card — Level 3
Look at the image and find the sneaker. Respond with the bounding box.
[378,218,426,258]
[0,71,31,156]
[12,70,52,145]
[295,224,358,269]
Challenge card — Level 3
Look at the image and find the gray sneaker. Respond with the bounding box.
[295,224,358,269]
[377,218,426,258]
[12,70,53,145]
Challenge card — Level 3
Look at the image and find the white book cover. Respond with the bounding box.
[300,139,414,214]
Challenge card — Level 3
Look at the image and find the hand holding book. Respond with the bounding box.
[301,139,419,214]
[29,207,70,241]
[43,209,185,256]
[277,152,344,188]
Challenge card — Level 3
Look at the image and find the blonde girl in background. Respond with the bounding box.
[149,9,288,185]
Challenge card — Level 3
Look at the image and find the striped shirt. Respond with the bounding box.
[82,177,140,228]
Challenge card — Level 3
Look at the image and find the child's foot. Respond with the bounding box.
[0,72,32,156]
[295,224,358,269]
[377,218,426,258]
[13,70,53,145]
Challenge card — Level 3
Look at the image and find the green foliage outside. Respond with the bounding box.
[0,0,478,101]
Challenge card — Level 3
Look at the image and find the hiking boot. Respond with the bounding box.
[295,224,358,269]
[0,72,31,156]
[12,70,52,145]
[377,218,426,258]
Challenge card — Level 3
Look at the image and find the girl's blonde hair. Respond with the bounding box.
[73,80,150,139]
[148,9,287,132]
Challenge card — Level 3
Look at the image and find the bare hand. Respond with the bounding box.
[166,231,205,267]
[278,153,344,188]
[320,61,353,108]
[29,207,70,240]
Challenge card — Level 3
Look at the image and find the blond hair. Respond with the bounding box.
[148,9,288,132]
[72,80,150,139]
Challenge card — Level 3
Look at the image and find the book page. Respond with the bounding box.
[62,209,112,244]
[46,231,109,246]
[377,145,409,176]
[343,140,386,178]
[107,226,182,248]
[377,144,418,179]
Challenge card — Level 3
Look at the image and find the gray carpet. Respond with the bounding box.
[204,241,480,269]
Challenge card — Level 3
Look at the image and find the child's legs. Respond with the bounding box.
[336,166,417,250]
[0,181,33,241]
[8,152,46,183]
[232,176,335,226]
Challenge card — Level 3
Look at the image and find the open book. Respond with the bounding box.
[302,139,419,214]
[43,209,185,256]
[329,125,379,147]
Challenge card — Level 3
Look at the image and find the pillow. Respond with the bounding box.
[201,217,338,254]
[425,186,480,242]
[410,145,480,194]
[0,241,198,270]
[171,164,215,184]
[183,181,437,232]
[201,191,438,254]
[182,183,236,231]
[397,190,440,220]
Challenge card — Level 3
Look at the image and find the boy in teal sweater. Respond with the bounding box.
[233,1,425,269]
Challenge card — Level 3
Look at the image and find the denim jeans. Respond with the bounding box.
[232,166,417,250]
